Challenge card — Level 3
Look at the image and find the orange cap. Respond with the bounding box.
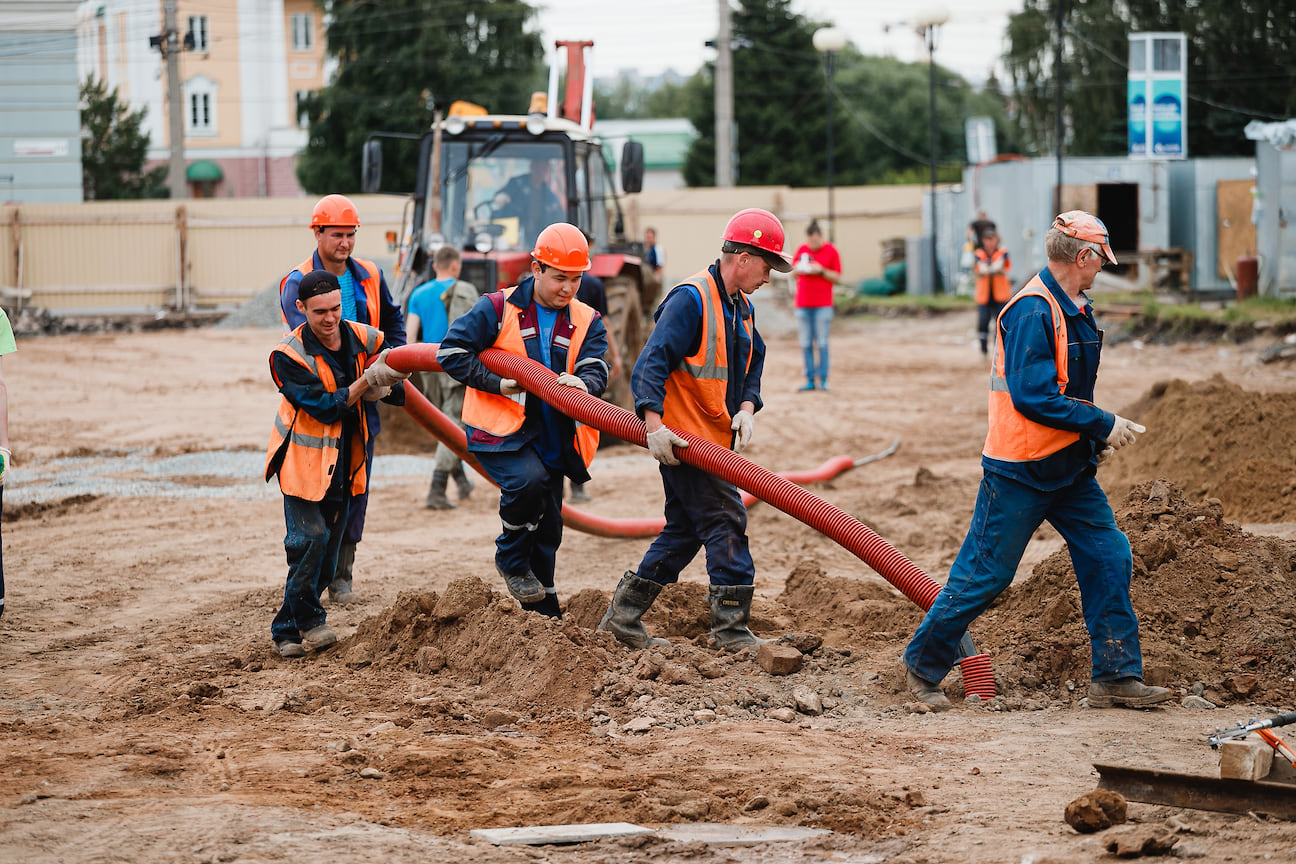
[532,223,591,272]
[311,194,360,229]
[1053,210,1117,265]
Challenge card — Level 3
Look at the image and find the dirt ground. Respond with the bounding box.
[4,299,1296,863]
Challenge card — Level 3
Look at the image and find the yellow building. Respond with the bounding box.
[76,0,328,197]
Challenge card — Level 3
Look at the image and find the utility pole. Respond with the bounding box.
[714,0,733,188]
[162,0,186,200]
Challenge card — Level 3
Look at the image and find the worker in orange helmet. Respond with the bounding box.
[278,194,408,608]
[437,222,610,618]
[600,208,791,652]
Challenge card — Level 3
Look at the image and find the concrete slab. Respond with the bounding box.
[469,822,653,846]
[655,823,832,845]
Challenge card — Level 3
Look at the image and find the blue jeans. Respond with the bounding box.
[904,470,1142,684]
[795,306,833,385]
[271,494,350,643]
[637,463,754,587]
[475,446,565,617]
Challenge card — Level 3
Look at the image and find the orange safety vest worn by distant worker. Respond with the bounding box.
[460,287,600,467]
[265,320,381,500]
[280,255,382,328]
[974,246,1013,305]
[660,269,754,447]
[982,275,1081,462]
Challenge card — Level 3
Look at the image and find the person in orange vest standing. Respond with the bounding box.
[437,223,609,618]
[280,194,406,607]
[973,228,1012,355]
[598,208,791,652]
[265,270,409,658]
[899,211,1172,711]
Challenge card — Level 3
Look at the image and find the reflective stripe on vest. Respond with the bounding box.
[265,320,381,499]
[280,255,382,329]
[460,288,601,467]
[661,270,753,447]
[982,275,1080,462]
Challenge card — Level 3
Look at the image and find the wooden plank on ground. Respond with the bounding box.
[469,822,653,846]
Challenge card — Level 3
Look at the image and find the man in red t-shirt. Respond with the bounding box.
[792,221,842,391]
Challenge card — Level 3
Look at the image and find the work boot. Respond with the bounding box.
[496,564,546,604]
[569,482,591,503]
[1087,677,1174,709]
[301,624,337,652]
[328,541,358,605]
[425,471,456,510]
[451,463,474,501]
[598,571,669,649]
[274,639,306,659]
[898,656,952,711]
[707,584,766,652]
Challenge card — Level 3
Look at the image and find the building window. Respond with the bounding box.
[295,90,313,128]
[291,13,313,51]
[187,15,208,52]
[184,77,217,136]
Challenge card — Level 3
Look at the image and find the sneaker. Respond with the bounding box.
[797,382,816,392]
[497,565,546,604]
[898,656,951,711]
[1087,677,1174,708]
[274,640,306,659]
[819,382,830,392]
[301,624,338,652]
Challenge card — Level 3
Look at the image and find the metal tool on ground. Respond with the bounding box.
[1209,711,1296,753]
[1094,762,1296,821]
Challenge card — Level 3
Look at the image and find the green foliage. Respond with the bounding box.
[79,76,168,200]
[594,76,705,120]
[1006,0,1296,157]
[297,0,545,195]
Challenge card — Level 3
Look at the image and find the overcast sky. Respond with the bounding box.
[535,0,1026,86]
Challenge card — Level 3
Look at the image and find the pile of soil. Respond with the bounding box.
[1104,375,1296,523]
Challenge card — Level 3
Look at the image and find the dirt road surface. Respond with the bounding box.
[3,303,1296,863]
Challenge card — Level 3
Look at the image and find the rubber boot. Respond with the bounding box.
[328,541,358,605]
[598,571,669,649]
[522,592,562,620]
[451,463,474,501]
[425,471,456,510]
[708,584,766,651]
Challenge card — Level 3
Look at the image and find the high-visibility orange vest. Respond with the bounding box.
[982,275,1081,462]
[660,269,754,447]
[974,246,1013,304]
[460,287,600,467]
[280,255,382,328]
[265,320,381,500]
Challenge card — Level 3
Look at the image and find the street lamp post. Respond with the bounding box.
[813,27,847,243]
[916,9,948,294]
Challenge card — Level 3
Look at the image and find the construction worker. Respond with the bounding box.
[599,208,791,651]
[280,194,406,606]
[974,229,1012,355]
[900,210,1172,711]
[437,223,609,618]
[406,245,479,510]
[265,270,409,658]
[492,159,565,250]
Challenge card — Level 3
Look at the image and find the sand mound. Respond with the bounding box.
[1105,375,1296,523]
[778,559,923,642]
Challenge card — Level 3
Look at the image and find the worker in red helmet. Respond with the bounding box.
[438,222,610,617]
[279,193,408,608]
[599,207,791,652]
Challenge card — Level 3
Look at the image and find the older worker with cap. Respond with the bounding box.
[899,210,1172,711]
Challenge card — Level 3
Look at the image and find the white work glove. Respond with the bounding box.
[362,384,391,401]
[1096,446,1115,466]
[1105,414,1146,451]
[0,446,11,485]
[499,377,524,396]
[556,372,588,393]
[645,426,689,466]
[730,410,755,454]
[364,349,410,388]
[492,192,511,209]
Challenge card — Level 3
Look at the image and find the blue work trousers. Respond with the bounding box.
[342,432,375,544]
[637,462,754,587]
[904,470,1142,684]
[475,446,565,617]
[272,494,349,643]
[795,306,833,386]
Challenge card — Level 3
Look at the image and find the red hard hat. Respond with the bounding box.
[531,223,591,272]
[310,194,360,229]
[722,208,792,272]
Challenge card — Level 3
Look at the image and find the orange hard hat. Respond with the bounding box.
[531,223,591,272]
[310,194,360,229]
[721,208,793,272]
[1052,210,1117,265]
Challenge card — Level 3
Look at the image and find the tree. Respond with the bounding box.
[298,0,545,195]
[1005,0,1296,158]
[594,75,703,121]
[80,76,168,200]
